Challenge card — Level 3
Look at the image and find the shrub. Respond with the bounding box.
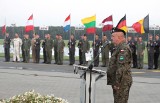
[0,90,69,103]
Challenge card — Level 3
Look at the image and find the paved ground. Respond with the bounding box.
[0,58,160,103]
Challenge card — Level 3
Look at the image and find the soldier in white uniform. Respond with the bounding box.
[12,33,22,62]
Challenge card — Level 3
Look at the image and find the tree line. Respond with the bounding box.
[0,26,159,41]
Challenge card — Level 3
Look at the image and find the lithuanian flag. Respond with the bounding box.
[81,15,96,34]
[116,15,127,33]
[132,15,149,34]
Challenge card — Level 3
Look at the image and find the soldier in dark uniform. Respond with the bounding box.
[57,34,65,65]
[154,34,160,69]
[35,34,41,63]
[45,34,54,64]
[22,34,31,63]
[77,35,84,65]
[21,35,25,62]
[147,34,155,69]
[68,34,76,65]
[82,34,90,66]
[53,34,59,64]
[101,34,110,67]
[107,27,132,103]
[127,36,137,68]
[132,36,138,68]
[92,34,101,67]
[42,34,47,63]
[4,33,11,62]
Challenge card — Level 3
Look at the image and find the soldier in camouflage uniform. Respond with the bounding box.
[22,34,31,63]
[45,34,54,64]
[101,34,110,67]
[53,34,59,64]
[107,28,132,103]
[136,36,145,69]
[82,34,90,66]
[57,34,65,65]
[31,34,36,63]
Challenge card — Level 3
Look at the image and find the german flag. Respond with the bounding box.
[116,15,127,33]
[132,15,149,34]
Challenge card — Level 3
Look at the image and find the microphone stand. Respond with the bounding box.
[80,42,108,103]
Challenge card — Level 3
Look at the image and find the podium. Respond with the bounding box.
[73,64,106,103]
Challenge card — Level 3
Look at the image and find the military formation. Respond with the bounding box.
[2,32,160,69]
[127,34,160,70]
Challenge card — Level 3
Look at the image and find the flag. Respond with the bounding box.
[132,15,149,34]
[63,14,71,32]
[116,15,127,33]
[81,15,96,34]
[25,14,34,32]
[2,25,6,34]
[102,15,113,32]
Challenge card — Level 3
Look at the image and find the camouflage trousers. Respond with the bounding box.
[112,84,131,103]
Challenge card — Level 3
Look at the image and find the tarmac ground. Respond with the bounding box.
[0,58,160,103]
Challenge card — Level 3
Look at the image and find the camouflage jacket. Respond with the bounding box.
[107,42,132,87]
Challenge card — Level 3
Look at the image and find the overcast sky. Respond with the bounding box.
[0,0,159,27]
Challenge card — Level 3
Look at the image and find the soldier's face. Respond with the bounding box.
[111,33,119,45]
[138,37,142,42]
[84,36,87,40]
[128,37,131,41]
[149,35,153,40]
[156,36,159,40]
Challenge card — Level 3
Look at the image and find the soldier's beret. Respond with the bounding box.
[111,27,126,36]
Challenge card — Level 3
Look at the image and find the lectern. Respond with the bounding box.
[73,64,106,103]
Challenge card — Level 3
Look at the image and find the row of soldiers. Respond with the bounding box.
[4,32,160,69]
[4,32,111,67]
[77,34,111,67]
[127,34,160,69]
[3,33,65,65]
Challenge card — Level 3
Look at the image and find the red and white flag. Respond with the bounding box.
[25,14,34,32]
[102,15,113,32]
[2,25,6,34]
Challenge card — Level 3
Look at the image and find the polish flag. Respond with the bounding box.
[25,14,34,32]
[102,15,113,32]
[63,14,71,32]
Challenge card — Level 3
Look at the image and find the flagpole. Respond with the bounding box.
[33,14,35,34]
[126,32,128,43]
[69,14,71,48]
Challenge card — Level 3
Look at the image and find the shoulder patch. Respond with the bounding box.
[118,54,125,63]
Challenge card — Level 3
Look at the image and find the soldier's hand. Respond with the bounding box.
[148,42,150,44]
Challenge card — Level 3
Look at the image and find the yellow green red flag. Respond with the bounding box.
[81,15,96,34]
